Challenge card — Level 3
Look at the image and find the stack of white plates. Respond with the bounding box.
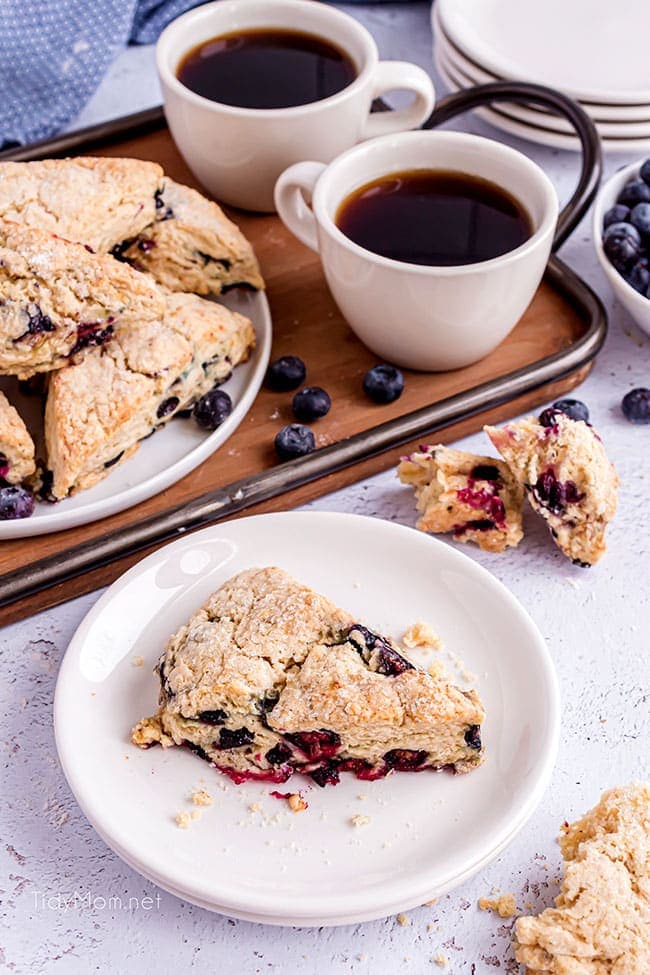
[432,0,650,152]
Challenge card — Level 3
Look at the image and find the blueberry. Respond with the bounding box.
[603,204,630,229]
[285,730,341,761]
[347,624,415,676]
[310,763,340,787]
[192,388,232,430]
[265,355,306,392]
[552,398,590,423]
[630,202,650,236]
[156,396,179,419]
[532,469,584,515]
[603,222,642,272]
[619,178,650,207]
[197,709,227,725]
[538,406,562,428]
[292,386,331,422]
[274,424,315,461]
[265,743,293,766]
[626,257,650,295]
[471,463,501,481]
[218,726,255,749]
[383,749,428,771]
[464,725,482,750]
[640,159,650,186]
[363,364,404,404]
[621,387,650,423]
[0,485,35,520]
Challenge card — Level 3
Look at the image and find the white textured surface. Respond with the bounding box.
[2,4,649,973]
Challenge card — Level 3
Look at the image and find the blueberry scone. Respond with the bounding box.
[514,782,650,974]
[0,157,164,253]
[486,411,619,566]
[131,567,485,786]
[114,178,264,295]
[0,391,35,484]
[0,220,164,378]
[397,445,524,552]
[44,292,254,499]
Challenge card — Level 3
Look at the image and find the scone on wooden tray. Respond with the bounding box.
[131,567,485,786]
[486,411,619,566]
[0,157,164,252]
[514,782,650,974]
[0,219,165,379]
[114,178,264,295]
[0,391,36,485]
[44,292,255,499]
[397,445,524,552]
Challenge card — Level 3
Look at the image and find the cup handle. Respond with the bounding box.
[360,61,435,139]
[274,161,326,252]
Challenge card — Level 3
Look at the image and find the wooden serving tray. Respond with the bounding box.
[0,110,606,624]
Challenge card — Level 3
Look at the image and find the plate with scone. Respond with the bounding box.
[0,157,270,537]
[54,510,560,925]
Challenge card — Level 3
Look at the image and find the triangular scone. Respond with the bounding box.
[114,178,264,295]
[398,445,524,553]
[0,157,164,252]
[0,220,164,378]
[131,567,485,786]
[0,390,35,484]
[44,292,254,498]
[514,783,650,975]
[486,413,619,566]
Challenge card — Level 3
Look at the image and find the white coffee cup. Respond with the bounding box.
[156,0,435,212]
[275,130,558,370]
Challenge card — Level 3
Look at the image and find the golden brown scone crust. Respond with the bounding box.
[44,292,254,498]
[118,178,264,295]
[0,156,164,252]
[0,390,35,483]
[0,219,164,378]
[514,783,650,975]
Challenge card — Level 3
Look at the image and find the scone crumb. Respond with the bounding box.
[357,793,368,801]
[396,913,410,926]
[132,656,144,667]
[402,621,442,649]
[287,793,308,813]
[433,954,448,967]
[191,788,213,807]
[175,811,193,829]
[423,897,438,906]
[351,814,371,828]
[248,802,261,814]
[427,923,437,932]
[478,893,517,917]
[428,659,447,679]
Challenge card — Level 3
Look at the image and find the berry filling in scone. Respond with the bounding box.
[485,412,619,566]
[397,445,524,552]
[131,568,485,787]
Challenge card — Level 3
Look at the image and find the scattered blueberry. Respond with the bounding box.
[641,159,650,185]
[552,398,590,423]
[626,257,650,295]
[603,203,630,228]
[621,387,650,423]
[292,385,331,422]
[274,423,315,461]
[192,388,232,430]
[265,355,306,392]
[631,202,650,236]
[362,364,404,404]
[0,484,35,520]
[619,178,650,207]
[603,222,641,272]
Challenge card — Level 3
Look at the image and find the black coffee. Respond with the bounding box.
[335,169,532,266]
[177,29,357,110]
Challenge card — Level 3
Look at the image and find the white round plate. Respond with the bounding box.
[435,52,650,154]
[433,4,650,122]
[0,290,271,538]
[54,511,560,926]
[438,0,650,106]
[436,43,650,138]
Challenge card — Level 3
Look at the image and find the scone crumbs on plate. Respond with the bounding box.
[350,814,371,828]
[175,810,201,829]
[132,656,144,667]
[478,892,517,918]
[190,788,213,807]
[396,913,410,926]
[402,621,442,649]
[433,954,448,967]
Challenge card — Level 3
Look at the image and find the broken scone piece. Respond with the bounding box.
[131,567,485,786]
[514,782,650,975]
[486,412,618,566]
[0,219,164,378]
[115,178,264,296]
[0,391,35,484]
[397,445,524,552]
[44,292,254,498]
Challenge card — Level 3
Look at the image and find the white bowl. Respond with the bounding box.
[593,159,650,337]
